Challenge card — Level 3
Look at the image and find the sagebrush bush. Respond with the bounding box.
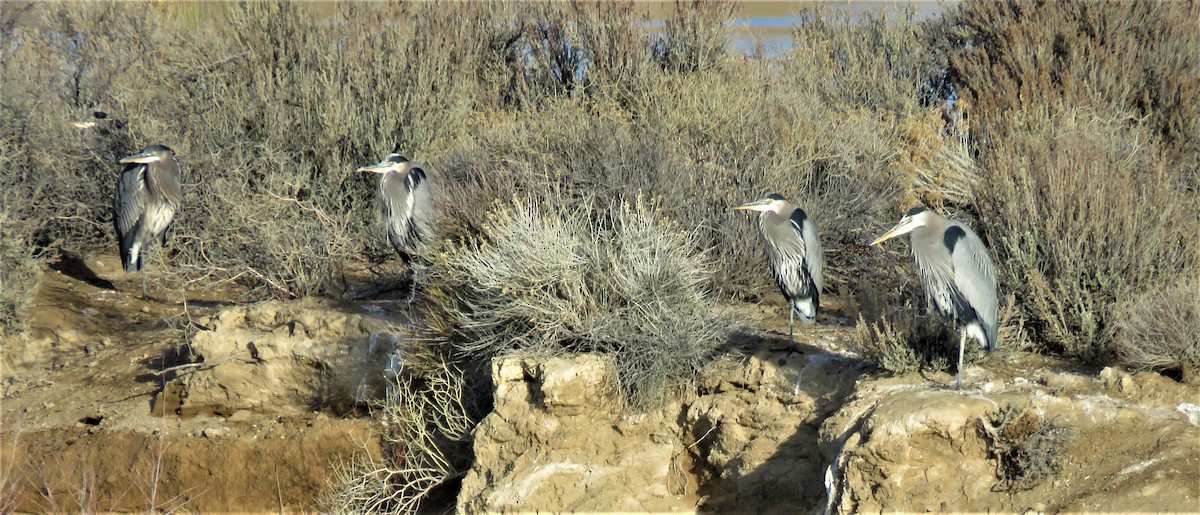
[947,0,1200,164]
[975,106,1199,361]
[0,206,40,337]
[1114,275,1200,384]
[425,193,733,410]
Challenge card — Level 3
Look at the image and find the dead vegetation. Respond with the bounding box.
[325,350,484,513]
[951,0,1200,363]
[979,403,1071,493]
[1115,275,1200,384]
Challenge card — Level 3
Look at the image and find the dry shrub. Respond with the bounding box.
[976,106,1199,361]
[791,5,947,114]
[0,0,947,308]
[425,193,733,410]
[948,0,1200,163]
[651,0,737,73]
[980,403,1071,492]
[944,0,1200,364]
[324,346,484,513]
[1114,275,1200,383]
[0,204,40,337]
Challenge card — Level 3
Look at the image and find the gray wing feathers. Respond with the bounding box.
[951,226,999,349]
[799,217,823,294]
[761,212,820,319]
[378,171,413,254]
[911,237,960,320]
[379,168,435,256]
[114,164,148,238]
[155,158,184,208]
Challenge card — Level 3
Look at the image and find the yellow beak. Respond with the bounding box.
[733,199,770,212]
[119,152,159,165]
[871,218,916,246]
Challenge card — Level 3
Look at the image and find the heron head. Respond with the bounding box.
[871,205,934,246]
[733,193,790,215]
[356,153,410,174]
[119,144,173,165]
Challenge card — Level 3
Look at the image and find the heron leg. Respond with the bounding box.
[787,309,797,355]
[956,330,966,390]
[140,247,150,300]
[406,261,426,304]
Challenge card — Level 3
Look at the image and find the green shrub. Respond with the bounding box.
[425,193,732,410]
[1114,275,1200,384]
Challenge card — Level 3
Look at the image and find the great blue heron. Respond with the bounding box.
[114,144,183,299]
[735,194,824,353]
[356,153,435,298]
[871,205,998,389]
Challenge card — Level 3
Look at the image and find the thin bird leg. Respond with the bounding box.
[406,261,425,304]
[788,308,797,355]
[956,330,967,390]
[141,248,150,300]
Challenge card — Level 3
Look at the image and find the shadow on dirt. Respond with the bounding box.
[692,328,868,513]
[49,250,115,290]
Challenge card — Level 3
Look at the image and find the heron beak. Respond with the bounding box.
[119,152,160,164]
[733,200,770,212]
[66,120,97,129]
[356,161,397,174]
[871,217,917,246]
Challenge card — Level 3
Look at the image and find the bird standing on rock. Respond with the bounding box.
[735,193,824,354]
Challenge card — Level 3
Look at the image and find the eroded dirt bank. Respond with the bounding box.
[3,252,1199,512]
[458,333,1199,512]
[1,253,396,512]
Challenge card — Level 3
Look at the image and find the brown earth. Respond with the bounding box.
[3,250,1199,512]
